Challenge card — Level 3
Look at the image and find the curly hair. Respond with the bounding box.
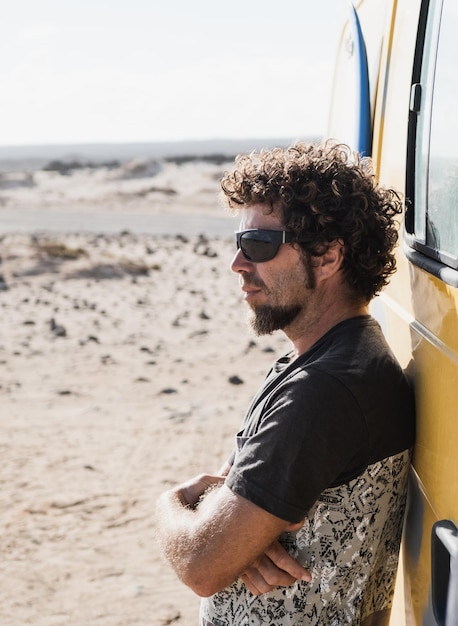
[221,141,403,303]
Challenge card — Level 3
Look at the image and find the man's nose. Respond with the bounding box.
[230,248,254,274]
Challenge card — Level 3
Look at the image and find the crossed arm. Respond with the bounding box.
[155,472,310,598]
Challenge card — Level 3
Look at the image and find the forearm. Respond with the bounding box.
[156,488,199,573]
[155,478,234,595]
[156,474,305,597]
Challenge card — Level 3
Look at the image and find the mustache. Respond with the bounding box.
[240,276,266,290]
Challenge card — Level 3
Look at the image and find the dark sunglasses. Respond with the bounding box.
[235,229,296,263]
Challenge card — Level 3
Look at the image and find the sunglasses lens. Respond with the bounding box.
[239,231,278,262]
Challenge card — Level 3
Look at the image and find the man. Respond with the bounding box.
[156,142,415,625]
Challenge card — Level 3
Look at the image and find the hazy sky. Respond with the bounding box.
[1,0,345,146]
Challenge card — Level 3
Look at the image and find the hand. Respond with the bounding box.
[175,473,225,509]
[240,536,311,596]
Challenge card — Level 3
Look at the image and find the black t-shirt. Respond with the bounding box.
[226,316,415,522]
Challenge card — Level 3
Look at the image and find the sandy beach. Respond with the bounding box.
[0,157,290,625]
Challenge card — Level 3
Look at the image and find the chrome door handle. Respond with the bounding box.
[432,520,458,626]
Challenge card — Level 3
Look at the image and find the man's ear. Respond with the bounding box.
[314,240,345,280]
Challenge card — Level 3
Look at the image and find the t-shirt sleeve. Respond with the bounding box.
[225,368,368,523]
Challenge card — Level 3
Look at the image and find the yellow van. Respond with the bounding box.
[328,1,458,624]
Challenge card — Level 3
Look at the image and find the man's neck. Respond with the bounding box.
[286,301,369,358]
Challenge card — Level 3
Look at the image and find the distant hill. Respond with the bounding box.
[0,137,319,173]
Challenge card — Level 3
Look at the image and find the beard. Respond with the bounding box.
[249,303,302,336]
[242,253,315,336]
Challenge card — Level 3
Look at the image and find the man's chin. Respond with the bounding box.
[249,304,301,336]
[249,317,276,336]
